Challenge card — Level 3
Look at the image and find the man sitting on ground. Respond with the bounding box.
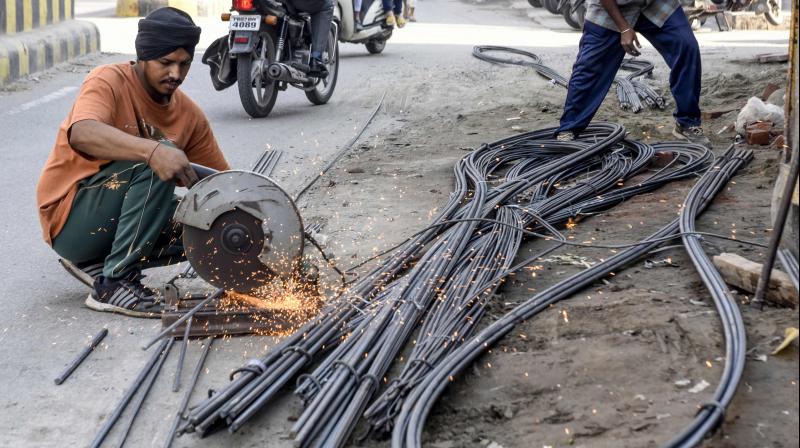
[36,7,229,318]
[556,0,710,147]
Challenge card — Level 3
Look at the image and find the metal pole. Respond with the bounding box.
[54,328,108,385]
[164,337,215,448]
[116,338,175,447]
[754,142,799,307]
[172,317,193,392]
[89,338,169,448]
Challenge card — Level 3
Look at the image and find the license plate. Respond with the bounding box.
[230,15,261,31]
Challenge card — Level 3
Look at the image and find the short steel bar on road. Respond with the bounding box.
[89,338,170,448]
[141,288,224,351]
[54,328,108,385]
[172,317,193,392]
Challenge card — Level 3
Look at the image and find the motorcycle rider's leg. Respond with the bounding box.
[557,20,625,135]
[354,0,364,30]
[305,0,333,77]
[635,8,701,128]
[310,0,334,60]
[382,0,397,26]
[394,0,406,27]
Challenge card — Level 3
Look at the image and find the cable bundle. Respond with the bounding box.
[174,123,755,448]
[472,45,665,113]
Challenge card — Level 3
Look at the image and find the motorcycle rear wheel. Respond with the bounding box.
[306,26,340,105]
[562,3,585,30]
[764,0,781,26]
[543,0,560,14]
[366,39,386,54]
[237,29,279,118]
[527,0,542,7]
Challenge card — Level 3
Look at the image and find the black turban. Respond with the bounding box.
[135,7,202,61]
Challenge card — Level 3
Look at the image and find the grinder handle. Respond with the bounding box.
[190,163,219,181]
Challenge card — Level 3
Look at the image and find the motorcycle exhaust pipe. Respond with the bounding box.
[267,62,309,84]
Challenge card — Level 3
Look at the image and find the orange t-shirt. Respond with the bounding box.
[36,62,230,245]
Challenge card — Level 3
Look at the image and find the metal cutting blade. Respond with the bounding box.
[175,170,304,293]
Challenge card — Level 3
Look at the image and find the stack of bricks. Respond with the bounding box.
[745,121,785,146]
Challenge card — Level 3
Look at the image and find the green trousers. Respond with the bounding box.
[52,161,184,280]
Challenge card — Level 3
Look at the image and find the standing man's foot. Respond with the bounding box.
[385,14,396,27]
[59,259,104,288]
[85,272,163,318]
[556,131,575,142]
[396,15,407,28]
[672,122,711,147]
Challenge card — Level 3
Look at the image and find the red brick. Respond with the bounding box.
[746,128,771,145]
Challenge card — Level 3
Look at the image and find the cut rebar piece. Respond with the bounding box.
[164,337,215,448]
[89,338,170,448]
[116,338,175,448]
[173,317,193,392]
[54,328,108,385]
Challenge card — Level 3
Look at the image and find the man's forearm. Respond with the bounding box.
[68,119,155,162]
[599,0,631,31]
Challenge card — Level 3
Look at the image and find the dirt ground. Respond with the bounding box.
[295,48,799,447]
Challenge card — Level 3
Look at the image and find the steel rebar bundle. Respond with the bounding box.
[392,146,752,448]
[178,123,738,448]
[472,45,665,113]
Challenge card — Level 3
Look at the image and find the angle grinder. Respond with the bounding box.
[173,164,305,293]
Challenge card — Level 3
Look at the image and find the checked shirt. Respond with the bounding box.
[584,0,682,31]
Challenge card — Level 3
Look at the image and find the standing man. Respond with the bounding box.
[36,7,229,318]
[556,0,710,147]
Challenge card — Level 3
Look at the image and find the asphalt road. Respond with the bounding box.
[0,0,790,446]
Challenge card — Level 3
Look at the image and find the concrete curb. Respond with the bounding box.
[0,19,99,87]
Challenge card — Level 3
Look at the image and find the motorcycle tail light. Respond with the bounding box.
[234,36,250,43]
[233,0,254,11]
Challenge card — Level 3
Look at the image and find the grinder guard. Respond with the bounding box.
[174,170,304,293]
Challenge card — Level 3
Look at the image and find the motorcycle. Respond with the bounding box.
[336,0,394,54]
[203,0,393,118]
[682,0,783,30]
[559,0,586,30]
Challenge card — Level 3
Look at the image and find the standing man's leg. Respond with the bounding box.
[557,21,626,136]
[634,8,708,145]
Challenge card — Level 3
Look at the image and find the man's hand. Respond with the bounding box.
[148,143,200,187]
[620,29,641,56]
